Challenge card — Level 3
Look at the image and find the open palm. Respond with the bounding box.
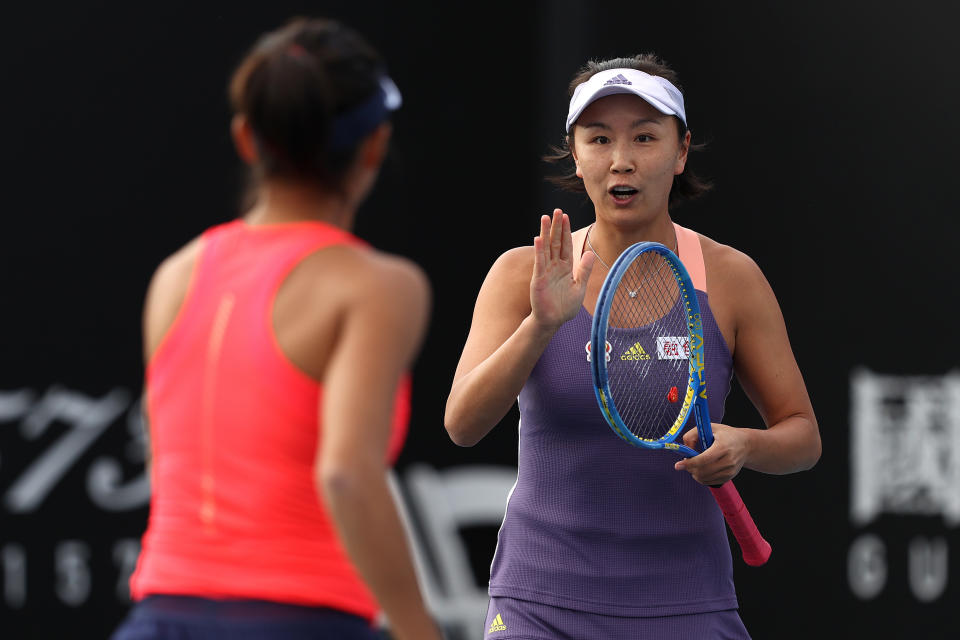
[530,209,596,331]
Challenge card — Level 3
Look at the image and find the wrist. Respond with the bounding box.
[740,425,761,469]
[523,311,563,339]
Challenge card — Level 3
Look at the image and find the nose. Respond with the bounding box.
[610,141,635,174]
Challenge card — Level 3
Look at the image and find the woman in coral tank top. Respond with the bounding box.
[111,17,442,640]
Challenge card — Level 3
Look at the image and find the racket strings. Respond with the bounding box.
[608,254,679,328]
[605,253,692,441]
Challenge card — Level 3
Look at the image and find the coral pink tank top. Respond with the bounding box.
[129,219,410,621]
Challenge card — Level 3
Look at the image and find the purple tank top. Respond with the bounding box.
[488,291,738,617]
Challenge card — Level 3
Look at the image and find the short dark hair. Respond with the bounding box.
[228,17,386,190]
[544,54,712,208]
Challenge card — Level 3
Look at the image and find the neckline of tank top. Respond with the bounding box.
[234,218,357,235]
[583,223,679,271]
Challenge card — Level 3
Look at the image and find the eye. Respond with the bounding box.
[590,135,610,144]
[635,134,654,143]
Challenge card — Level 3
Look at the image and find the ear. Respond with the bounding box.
[568,134,583,179]
[231,114,258,165]
[359,122,393,170]
[674,129,691,175]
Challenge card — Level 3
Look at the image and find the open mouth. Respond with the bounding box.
[609,186,639,202]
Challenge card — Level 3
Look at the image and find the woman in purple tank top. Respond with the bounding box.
[445,54,822,639]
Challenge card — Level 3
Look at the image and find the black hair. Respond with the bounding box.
[228,17,387,190]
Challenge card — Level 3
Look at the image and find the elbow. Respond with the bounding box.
[447,430,481,448]
[444,376,497,446]
[444,380,500,446]
[317,462,366,504]
[805,432,823,471]
[797,417,822,472]
[444,417,481,448]
[443,404,481,448]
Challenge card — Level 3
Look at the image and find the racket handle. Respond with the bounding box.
[709,482,772,567]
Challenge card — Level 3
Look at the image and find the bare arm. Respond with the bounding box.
[318,255,441,640]
[142,237,202,364]
[141,237,203,467]
[444,211,595,446]
[676,249,821,485]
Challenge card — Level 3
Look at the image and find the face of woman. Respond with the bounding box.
[570,93,690,226]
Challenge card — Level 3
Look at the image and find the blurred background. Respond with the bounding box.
[1,1,957,638]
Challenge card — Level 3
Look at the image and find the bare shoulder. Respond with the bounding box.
[362,250,432,307]
[143,235,204,361]
[698,232,772,296]
[293,245,433,324]
[481,245,536,297]
[325,245,429,302]
[148,236,203,298]
[697,231,785,355]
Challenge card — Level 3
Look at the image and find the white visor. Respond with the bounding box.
[565,68,686,132]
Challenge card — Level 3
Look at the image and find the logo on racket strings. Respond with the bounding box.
[620,342,651,361]
[585,340,612,363]
[657,336,690,360]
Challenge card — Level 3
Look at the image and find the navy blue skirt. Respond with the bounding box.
[111,595,388,640]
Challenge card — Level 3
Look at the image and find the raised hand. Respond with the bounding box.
[530,209,595,331]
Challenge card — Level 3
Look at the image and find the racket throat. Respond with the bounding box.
[693,403,712,451]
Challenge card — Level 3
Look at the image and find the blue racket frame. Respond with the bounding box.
[590,241,713,458]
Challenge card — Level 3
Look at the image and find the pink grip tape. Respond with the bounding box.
[709,482,772,567]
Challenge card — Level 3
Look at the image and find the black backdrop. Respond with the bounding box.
[2,2,958,638]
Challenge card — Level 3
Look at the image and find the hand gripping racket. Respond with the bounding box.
[589,241,771,566]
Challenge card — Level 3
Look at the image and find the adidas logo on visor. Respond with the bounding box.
[603,73,632,86]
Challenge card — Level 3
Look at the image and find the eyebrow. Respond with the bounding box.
[580,118,664,130]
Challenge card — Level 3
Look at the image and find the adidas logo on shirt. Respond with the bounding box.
[620,342,651,360]
[603,73,632,86]
[488,613,507,634]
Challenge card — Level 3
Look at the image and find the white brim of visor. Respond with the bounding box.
[565,68,687,132]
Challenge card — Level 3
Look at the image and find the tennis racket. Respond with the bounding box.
[589,241,771,567]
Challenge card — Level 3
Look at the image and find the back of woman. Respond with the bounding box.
[113,17,441,640]
[135,220,402,612]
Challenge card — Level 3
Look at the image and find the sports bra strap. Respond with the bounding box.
[673,222,707,293]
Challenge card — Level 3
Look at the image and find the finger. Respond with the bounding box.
[576,249,596,286]
[682,428,700,449]
[559,212,572,262]
[549,208,563,260]
[675,454,697,472]
[675,456,717,485]
[533,235,545,278]
[539,214,551,260]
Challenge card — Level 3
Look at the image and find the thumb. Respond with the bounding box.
[675,430,701,472]
[577,250,597,285]
[682,428,700,450]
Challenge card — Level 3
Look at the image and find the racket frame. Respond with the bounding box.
[590,241,707,455]
[589,240,772,567]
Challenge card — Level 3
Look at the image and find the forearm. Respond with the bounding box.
[322,468,441,640]
[742,414,821,475]
[445,314,556,446]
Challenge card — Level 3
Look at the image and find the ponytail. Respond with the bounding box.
[229,18,397,189]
